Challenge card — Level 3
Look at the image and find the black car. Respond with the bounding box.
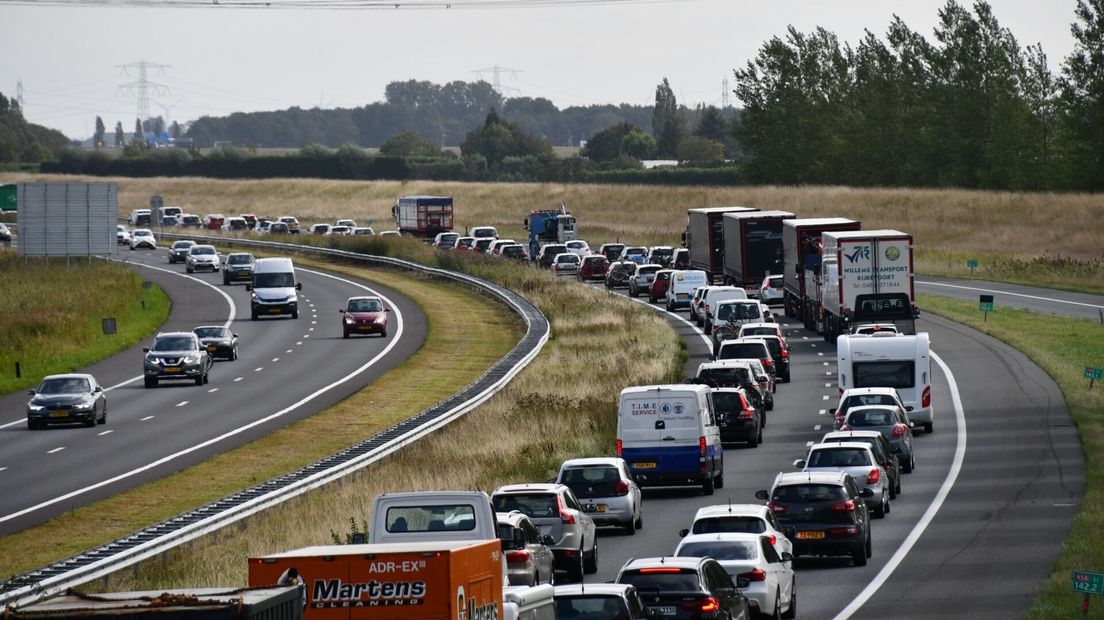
[617,556,752,620]
[599,243,626,262]
[711,387,763,447]
[756,471,873,566]
[193,326,239,361]
[143,332,213,387]
[695,363,773,413]
[819,430,902,498]
[222,252,256,285]
[604,260,637,289]
[26,373,107,429]
[672,247,690,270]
[168,240,195,264]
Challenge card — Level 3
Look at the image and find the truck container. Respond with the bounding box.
[7,587,302,620]
[819,230,915,341]
[392,195,453,239]
[781,217,861,330]
[720,210,795,296]
[524,205,576,259]
[685,206,758,282]
[249,540,503,620]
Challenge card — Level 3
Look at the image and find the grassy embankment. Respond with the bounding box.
[0,250,170,394]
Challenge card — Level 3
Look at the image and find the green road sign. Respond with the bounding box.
[979,302,994,312]
[967,259,979,269]
[1086,367,1103,381]
[1073,570,1104,595]
[0,184,15,212]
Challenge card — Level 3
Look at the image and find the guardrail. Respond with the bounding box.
[0,234,550,609]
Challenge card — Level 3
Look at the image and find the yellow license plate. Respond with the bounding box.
[49,411,69,418]
[796,530,825,540]
[207,346,217,352]
[634,462,656,470]
[269,308,282,314]
[593,504,606,512]
[359,325,373,331]
[164,367,182,373]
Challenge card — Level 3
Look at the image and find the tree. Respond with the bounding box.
[620,128,657,160]
[94,116,106,148]
[460,109,553,165]
[129,118,147,152]
[581,122,634,162]
[379,131,441,157]
[652,78,686,158]
[676,135,725,165]
[171,121,182,141]
[114,121,124,147]
[1057,0,1104,190]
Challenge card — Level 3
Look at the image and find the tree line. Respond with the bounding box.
[0,92,70,164]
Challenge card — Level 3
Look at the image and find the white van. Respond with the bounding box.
[616,384,724,495]
[836,332,933,432]
[247,257,301,320]
[700,286,749,332]
[665,269,709,311]
[128,208,152,226]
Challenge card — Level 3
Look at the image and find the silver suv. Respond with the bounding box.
[143,332,213,388]
[555,457,643,535]
[492,483,597,583]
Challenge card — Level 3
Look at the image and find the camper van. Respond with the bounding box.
[836,332,933,433]
[247,257,301,320]
[616,384,724,495]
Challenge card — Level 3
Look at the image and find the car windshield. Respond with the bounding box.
[492,493,559,518]
[254,272,295,287]
[638,266,659,276]
[809,448,871,467]
[677,541,757,561]
[741,327,776,337]
[194,327,229,339]
[172,242,193,249]
[651,249,673,260]
[619,569,700,591]
[560,467,622,497]
[847,409,895,427]
[697,367,751,387]
[228,255,253,265]
[191,246,215,255]
[348,299,382,312]
[134,230,152,237]
[691,516,767,535]
[152,336,195,352]
[473,229,496,238]
[557,255,580,264]
[773,484,848,503]
[39,377,90,394]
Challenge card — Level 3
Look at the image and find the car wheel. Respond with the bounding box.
[702,474,715,496]
[896,477,903,496]
[715,471,724,489]
[144,377,157,388]
[635,511,643,530]
[343,330,349,339]
[98,405,106,425]
[783,372,791,383]
[902,455,914,474]
[747,424,760,448]
[873,494,887,519]
[380,328,387,338]
[232,347,238,361]
[852,545,868,567]
[84,414,96,428]
[767,397,774,412]
[766,589,782,620]
[196,373,205,386]
[292,310,299,319]
[251,312,259,321]
[584,538,598,574]
[866,534,873,557]
[924,422,933,434]
[567,550,584,583]
[781,580,796,619]
[889,479,898,499]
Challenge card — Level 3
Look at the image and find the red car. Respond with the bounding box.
[340,296,390,338]
[648,269,673,303]
[577,255,610,281]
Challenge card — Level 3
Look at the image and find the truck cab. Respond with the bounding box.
[525,207,576,258]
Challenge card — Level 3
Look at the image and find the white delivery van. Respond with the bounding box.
[665,270,709,311]
[836,332,933,433]
[247,257,301,320]
[700,286,749,332]
[617,384,724,495]
[128,208,152,226]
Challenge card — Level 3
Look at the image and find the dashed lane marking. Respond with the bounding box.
[233,377,243,382]
[208,388,218,393]
[175,401,188,407]
[47,447,65,454]
[98,430,114,436]
[140,416,154,421]
[272,358,280,362]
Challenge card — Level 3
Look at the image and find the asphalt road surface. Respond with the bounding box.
[581,277,1083,619]
[0,246,426,536]
[917,276,1104,322]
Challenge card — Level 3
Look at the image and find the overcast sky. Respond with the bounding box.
[0,0,1082,140]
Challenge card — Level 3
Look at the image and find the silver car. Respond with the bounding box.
[556,457,643,534]
[492,483,597,583]
[496,511,556,587]
[627,263,661,297]
[185,244,220,273]
[798,442,890,518]
[841,404,916,473]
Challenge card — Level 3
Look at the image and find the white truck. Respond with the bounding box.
[836,332,934,433]
[819,230,915,342]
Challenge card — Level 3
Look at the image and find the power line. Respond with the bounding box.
[116,59,171,121]
[471,65,521,97]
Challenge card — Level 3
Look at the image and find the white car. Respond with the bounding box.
[329,225,352,236]
[353,227,376,236]
[564,239,591,257]
[551,252,581,277]
[758,274,784,306]
[129,228,156,250]
[736,321,789,347]
[116,224,131,245]
[555,457,643,534]
[850,323,901,336]
[677,503,793,557]
[489,239,516,255]
[185,244,221,273]
[469,225,498,240]
[674,532,795,619]
[335,218,357,228]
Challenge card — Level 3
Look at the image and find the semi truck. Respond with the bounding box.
[392,195,454,239]
[685,206,759,282]
[781,217,861,330]
[249,539,503,620]
[819,230,916,341]
[720,210,795,296]
[524,205,576,259]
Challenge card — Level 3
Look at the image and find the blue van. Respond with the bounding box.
[616,384,724,495]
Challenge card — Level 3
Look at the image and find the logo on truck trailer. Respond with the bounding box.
[455,585,499,620]
[845,245,871,263]
[311,578,428,607]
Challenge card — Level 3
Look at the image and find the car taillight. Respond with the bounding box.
[922,385,931,408]
[738,402,755,420]
[767,502,786,515]
[614,480,630,496]
[766,534,777,546]
[830,499,857,512]
[762,357,774,369]
[780,348,789,359]
[739,568,767,582]
[558,496,575,525]
[892,423,908,437]
[700,436,707,457]
[505,550,530,564]
[830,527,859,535]
[616,439,623,457]
[682,597,721,613]
[867,469,880,484]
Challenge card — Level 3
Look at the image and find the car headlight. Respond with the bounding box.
[28,402,45,412]
[251,292,258,300]
[72,400,94,411]
[344,316,354,324]
[375,316,387,324]
[182,355,197,364]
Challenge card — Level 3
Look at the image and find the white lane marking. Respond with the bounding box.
[0,267,404,526]
[919,281,1104,309]
[98,430,114,436]
[833,351,966,619]
[0,467,6,472]
[823,362,830,366]
[811,344,817,348]
[308,327,314,332]
[254,367,264,372]
[175,401,188,407]
[296,341,303,346]
[803,336,810,340]
[825,382,832,387]
[140,416,154,421]
[47,447,65,454]
[822,395,829,400]
[818,352,824,356]
[233,377,243,382]
[806,440,815,448]
[208,388,218,393]
[286,349,293,354]
[814,424,822,431]
[303,335,310,339]
[819,409,827,415]
[272,357,280,362]
[311,321,317,325]
[826,371,833,376]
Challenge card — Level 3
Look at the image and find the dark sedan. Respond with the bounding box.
[341,296,390,338]
[168,240,196,264]
[222,252,256,285]
[193,326,239,361]
[26,373,107,429]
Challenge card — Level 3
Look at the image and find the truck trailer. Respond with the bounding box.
[392,195,453,239]
[685,206,758,282]
[721,210,794,296]
[819,230,915,341]
[249,539,503,620]
[781,217,861,330]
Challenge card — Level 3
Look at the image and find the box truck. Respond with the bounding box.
[819,230,915,341]
[781,217,861,330]
[685,206,758,282]
[721,210,794,297]
[249,540,503,620]
[836,332,934,433]
[392,195,453,239]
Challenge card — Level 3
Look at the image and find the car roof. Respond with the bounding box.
[697,360,753,370]
[739,322,779,330]
[692,503,769,520]
[41,373,95,382]
[841,387,900,397]
[227,252,253,257]
[678,532,765,547]
[809,441,874,452]
[559,457,625,468]
[553,583,638,597]
[193,325,228,331]
[495,511,533,527]
[155,331,197,339]
[822,430,885,441]
[346,295,382,302]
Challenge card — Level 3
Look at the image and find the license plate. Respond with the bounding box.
[207,346,217,352]
[677,294,689,300]
[584,504,607,513]
[49,411,69,418]
[652,606,676,616]
[359,325,372,331]
[797,530,825,540]
[164,367,181,373]
[634,462,656,470]
[268,308,282,314]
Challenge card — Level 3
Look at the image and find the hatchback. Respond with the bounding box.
[340,296,390,338]
[820,430,902,498]
[472,237,496,253]
[565,239,591,257]
[497,511,556,587]
[648,269,673,303]
[553,584,650,619]
[646,245,674,268]
[552,253,581,277]
[739,334,790,383]
[758,274,784,306]
[168,239,195,264]
[672,247,690,269]
[619,246,648,264]
[674,533,795,619]
[491,483,598,583]
[555,457,643,534]
[678,503,793,558]
[536,243,568,268]
[712,387,762,447]
[598,243,626,262]
[831,387,910,433]
[185,244,220,273]
[577,255,609,281]
[841,405,916,473]
[714,339,776,380]
[755,471,873,566]
[222,252,255,285]
[628,264,662,297]
[129,229,156,251]
[605,260,637,289]
[500,244,529,260]
[616,556,752,620]
[694,361,773,413]
[797,442,890,517]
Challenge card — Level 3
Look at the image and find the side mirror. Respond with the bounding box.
[233,333,239,338]
[905,406,914,411]
[754,489,769,501]
[793,459,807,469]
[828,408,837,415]
[142,347,150,353]
[296,282,303,291]
[860,488,874,498]
[27,389,36,396]
[679,528,689,537]
[94,386,103,392]
[339,309,346,313]
[385,308,391,312]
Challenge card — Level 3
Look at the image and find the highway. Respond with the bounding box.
[582,278,1085,619]
[917,276,1104,321]
[0,246,426,536]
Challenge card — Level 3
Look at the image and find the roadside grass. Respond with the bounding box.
[84,246,679,592]
[916,294,1104,618]
[0,250,170,394]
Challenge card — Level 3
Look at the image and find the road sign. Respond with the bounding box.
[1072,570,1104,595]
[150,194,164,210]
[1086,368,1103,381]
[967,259,979,269]
[979,294,994,312]
[102,317,117,336]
